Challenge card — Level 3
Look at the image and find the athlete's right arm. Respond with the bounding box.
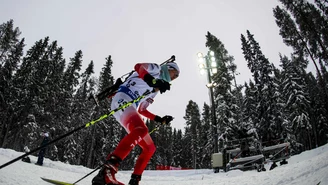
[138,98,156,120]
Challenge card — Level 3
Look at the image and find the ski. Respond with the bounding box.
[41,177,75,185]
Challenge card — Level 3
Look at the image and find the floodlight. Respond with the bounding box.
[212,68,218,74]
[206,83,213,88]
[211,61,217,67]
[211,56,216,62]
[198,63,205,69]
[200,69,206,75]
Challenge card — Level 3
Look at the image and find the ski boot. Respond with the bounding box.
[92,155,123,185]
[128,174,141,185]
[280,159,288,166]
[269,162,278,170]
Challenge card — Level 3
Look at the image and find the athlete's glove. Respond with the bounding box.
[154,115,174,126]
[143,73,170,94]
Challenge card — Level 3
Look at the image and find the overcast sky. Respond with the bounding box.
[1,0,296,130]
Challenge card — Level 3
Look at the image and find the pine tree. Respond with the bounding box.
[274,1,328,126]
[42,42,66,161]
[278,0,328,62]
[63,50,83,94]
[0,19,25,147]
[242,81,259,134]
[0,19,23,63]
[205,31,241,150]
[171,128,183,168]
[181,126,192,168]
[280,54,311,150]
[272,64,289,136]
[155,125,173,167]
[183,100,201,168]
[7,37,52,151]
[63,61,95,164]
[54,50,82,162]
[305,72,327,147]
[43,41,66,118]
[199,103,212,168]
[99,55,115,91]
[241,30,282,142]
[85,55,120,168]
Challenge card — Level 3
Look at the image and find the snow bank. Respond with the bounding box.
[0,144,328,185]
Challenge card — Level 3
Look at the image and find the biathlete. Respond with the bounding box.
[92,61,180,185]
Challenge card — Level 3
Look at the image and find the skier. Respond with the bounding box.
[35,132,49,166]
[92,61,180,185]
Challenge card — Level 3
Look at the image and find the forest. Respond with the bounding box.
[0,0,327,170]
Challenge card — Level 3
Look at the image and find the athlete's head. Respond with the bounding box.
[166,62,180,81]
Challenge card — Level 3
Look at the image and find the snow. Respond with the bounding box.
[1,144,328,185]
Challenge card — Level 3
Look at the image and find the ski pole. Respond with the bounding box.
[149,127,159,135]
[72,165,102,184]
[0,90,152,170]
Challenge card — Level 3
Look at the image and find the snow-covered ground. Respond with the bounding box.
[1,144,328,185]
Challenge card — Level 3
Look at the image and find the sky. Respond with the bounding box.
[0,0,297,130]
[0,143,327,184]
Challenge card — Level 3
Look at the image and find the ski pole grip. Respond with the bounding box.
[169,55,175,62]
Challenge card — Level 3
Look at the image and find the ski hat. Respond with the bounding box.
[160,62,180,82]
[166,62,180,74]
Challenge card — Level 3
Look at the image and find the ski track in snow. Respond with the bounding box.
[0,145,328,185]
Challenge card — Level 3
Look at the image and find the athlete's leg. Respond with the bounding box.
[93,93,147,185]
[133,133,156,175]
[111,106,149,160]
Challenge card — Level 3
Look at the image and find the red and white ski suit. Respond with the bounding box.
[109,63,161,175]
